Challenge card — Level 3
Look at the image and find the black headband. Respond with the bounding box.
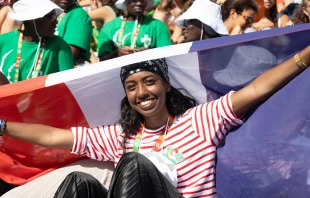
[120,58,170,85]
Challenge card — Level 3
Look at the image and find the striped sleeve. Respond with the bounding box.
[71,124,121,162]
[192,91,243,146]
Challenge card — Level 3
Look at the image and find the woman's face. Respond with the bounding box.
[126,0,147,16]
[303,0,310,18]
[264,0,276,9]
[264,0,275,9]
[33,10,57,38]
[124,71,170,119]
[182,19,203,42]
[234,9,256,31]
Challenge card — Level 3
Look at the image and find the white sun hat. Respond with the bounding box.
[175,0,228,36]
[115,0,154,11]
[9,0,63,22]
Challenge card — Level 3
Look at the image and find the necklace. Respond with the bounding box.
[117,16,143,48]
[133,115,174,153]
[14,32,46,82]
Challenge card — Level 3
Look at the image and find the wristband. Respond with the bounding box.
[0,119,7,136]
[294,53,309,70]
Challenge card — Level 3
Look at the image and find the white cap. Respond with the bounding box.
[175,0,228,36]
[115,0,154,11]
[9,0,63,22]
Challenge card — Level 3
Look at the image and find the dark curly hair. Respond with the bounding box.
[119,85,197,150]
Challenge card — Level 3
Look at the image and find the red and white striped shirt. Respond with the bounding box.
[71,91,243,197]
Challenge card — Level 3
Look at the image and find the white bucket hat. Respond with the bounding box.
[175,0,228,36]
[9,0,63,22]
[115,0,154,11]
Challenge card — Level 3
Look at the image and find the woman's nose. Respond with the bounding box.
[137,84,148,99]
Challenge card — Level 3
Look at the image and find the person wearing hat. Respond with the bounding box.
[98,0,172,61]
[175,0,229,43]
[52,0,92,66]
[0,0,74,83]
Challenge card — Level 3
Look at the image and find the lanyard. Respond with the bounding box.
[118,16,142,48]
[14,32,46,82]
[133,115,175,153]
[57,13,66,25]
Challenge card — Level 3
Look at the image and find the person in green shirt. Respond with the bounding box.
[98,0,172,61]
[0,0,74,83]
[52,0,93,66]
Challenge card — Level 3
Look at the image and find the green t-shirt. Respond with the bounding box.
[92,27,100,52]
[98,16,172,57]
[0,30,74,82]
[55,4,92,60]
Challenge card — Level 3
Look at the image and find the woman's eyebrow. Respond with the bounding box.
[125,74,157,84]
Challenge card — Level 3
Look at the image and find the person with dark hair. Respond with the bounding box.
[0,0,74,82]
[252,0,278,31]
[221,0,258,35]
[2,41,310,197]
[281,0,310,26]
[175,0,228,43]
[52,0,93,67]
[98,0,172,61]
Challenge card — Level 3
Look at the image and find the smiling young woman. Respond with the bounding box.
[124,71,171,127]
[2,44,310,197]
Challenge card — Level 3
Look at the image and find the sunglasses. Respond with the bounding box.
[239,12,255,25]
[127,0,145,4]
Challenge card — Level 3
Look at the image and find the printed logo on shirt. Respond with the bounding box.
[1,49,21,83]
[0,49,14,71]
[164,145,184,165]
[112,30,152,48]
[113,30,131,47]
[141,34,151,48]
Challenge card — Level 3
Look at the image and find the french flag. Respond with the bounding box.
[0,23,310,197]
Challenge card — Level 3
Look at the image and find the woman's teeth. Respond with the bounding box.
[140,100,153,106]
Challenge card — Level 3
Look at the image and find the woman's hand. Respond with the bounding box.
[117,46,135,57]
[252,20,275,31]
[134,47,148,52]
[230,25,243,35]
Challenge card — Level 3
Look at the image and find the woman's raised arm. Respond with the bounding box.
[232,45,310,118]
[3,122,74,150]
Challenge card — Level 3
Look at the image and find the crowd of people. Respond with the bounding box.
[0,0,310,197]
[0,0,309,83]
